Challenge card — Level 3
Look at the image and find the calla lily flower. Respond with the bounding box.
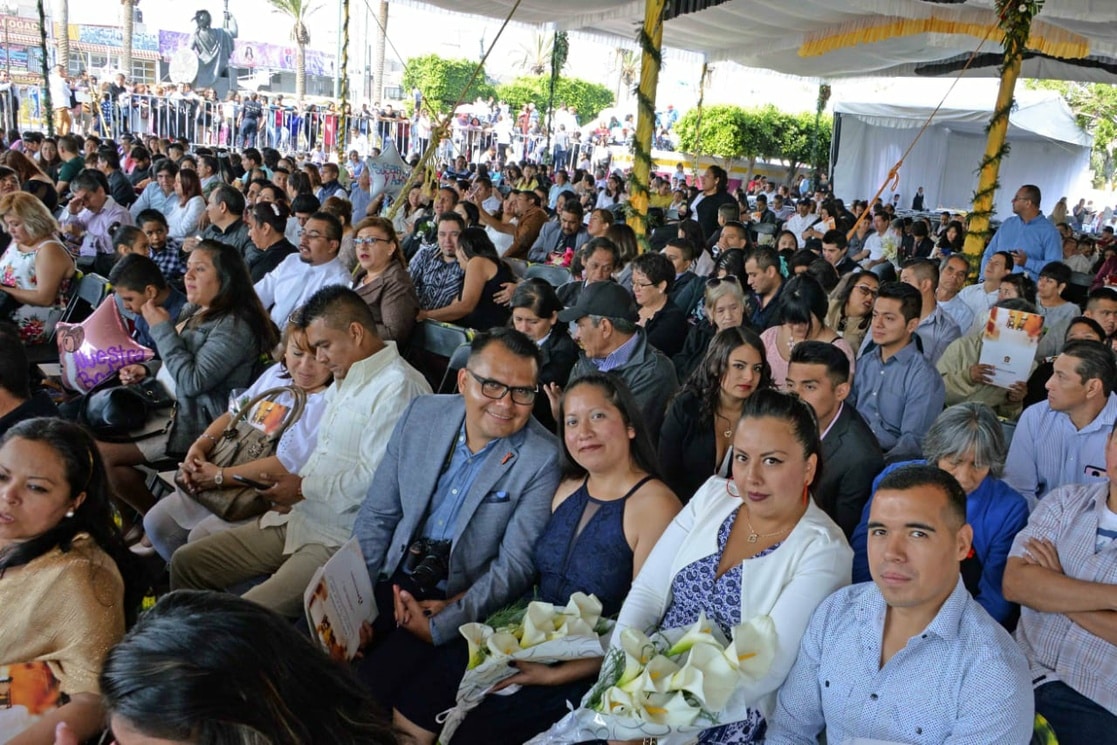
[563,592,603,629]
[640,691,702,726]
[520,601,557,648]
[620,653,680,694]
[669,642,738,711]
[665,611,721,657]
[598,686,638,716]
[617,627,658,686]
[459,623,493,669]
[486,630,521,658]
[724,615,777,679]
[552,615,596,641]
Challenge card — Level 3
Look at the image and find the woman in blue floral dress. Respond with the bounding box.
[609,389,853,743]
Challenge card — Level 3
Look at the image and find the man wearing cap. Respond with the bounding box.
[551,281,678,441]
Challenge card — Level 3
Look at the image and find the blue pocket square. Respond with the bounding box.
[482,490,510,503]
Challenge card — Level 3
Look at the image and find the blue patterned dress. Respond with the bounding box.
[660,508,776,744]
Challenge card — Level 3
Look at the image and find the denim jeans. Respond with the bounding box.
[1035,680,1117,745]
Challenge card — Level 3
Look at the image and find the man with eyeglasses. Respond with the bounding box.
[254,211,351,326]
[351,327,561,704]
[979,184,1062,281]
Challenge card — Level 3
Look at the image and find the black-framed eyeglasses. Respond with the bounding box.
[465,369,537,405]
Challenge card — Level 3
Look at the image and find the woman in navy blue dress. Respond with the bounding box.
[391,373,680,745]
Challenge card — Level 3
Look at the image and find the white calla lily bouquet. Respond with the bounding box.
[525,612,777,745]
[436,593,614,744]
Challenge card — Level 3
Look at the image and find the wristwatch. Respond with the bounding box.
[214,469,224,486]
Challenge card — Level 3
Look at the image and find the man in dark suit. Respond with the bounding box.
[353,327,562,704]
[787,341,884,537]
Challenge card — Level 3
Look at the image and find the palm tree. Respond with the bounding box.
[55,0,69,71]
[121,0,135,75]
[515,31,552,77]
[614,48,638,102]
[371,0,387,103]
[266,0,319,101]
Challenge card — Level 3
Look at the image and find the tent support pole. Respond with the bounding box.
[963,0,1043,273]
[627,0,665,247]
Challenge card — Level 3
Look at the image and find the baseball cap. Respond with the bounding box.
[557,281,638,324]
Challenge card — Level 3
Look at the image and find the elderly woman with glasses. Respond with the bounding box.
[351,217,419,344]
[826,270,880,353]
[849,402,1029,627]
[672,274,748,381]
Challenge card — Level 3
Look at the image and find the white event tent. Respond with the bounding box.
[831,89,1093,216]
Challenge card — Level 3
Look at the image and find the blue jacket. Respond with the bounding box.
[850,459,1029,625]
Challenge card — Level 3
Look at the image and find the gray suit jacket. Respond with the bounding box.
[528,221,589,263]
[353,394,562,644]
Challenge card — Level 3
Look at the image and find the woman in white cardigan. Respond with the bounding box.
[611,389,852,742]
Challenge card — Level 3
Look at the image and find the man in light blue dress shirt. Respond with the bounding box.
[1004,339,1117,509]
[979,184,1062,281]
[766,464,1034,745]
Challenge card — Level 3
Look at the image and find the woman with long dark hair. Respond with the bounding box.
[166,167,205,239]
[510,278,577,431]
[826,270,880,353]
[97,591,398,744]
[418,227,514,330]
[659,326,773,502]
[97,240,279,524]
[0,418,138,744]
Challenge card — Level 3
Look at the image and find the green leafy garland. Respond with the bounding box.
[968,0,1044,239]
[544,31,569,164]
[626,16,665,252]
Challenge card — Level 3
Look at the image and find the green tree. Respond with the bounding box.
[675,104,786,174]
[266,0,320,101]
[403,55,496,116]
[495,76,614,124]
[1027,79,1117,187]
[613,48,638,102]
[778,110,833,184]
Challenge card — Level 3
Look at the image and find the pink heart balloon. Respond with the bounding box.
[55,298,154,392]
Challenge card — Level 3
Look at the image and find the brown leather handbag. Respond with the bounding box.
[177,385,308,521]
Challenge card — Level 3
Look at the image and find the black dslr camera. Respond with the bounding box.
[404,538,452,593]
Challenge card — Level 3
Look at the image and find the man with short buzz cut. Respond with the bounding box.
[980,183,1062,280]
[409,211,466,310]
[188,184,254,261]
[352,328,562,706]
[853,282,945,462]
[960,248,1012,333]
[196,153,221,198]
[820,229,858,276]
[787,341,883,538]
[171,285,431,618]
[745,245,785,330]
[108,253,187,352]
[528,199,588,264]
[97,148,136,208]
[55,133,85,195]
[1084,286,1117,346]
[716,220,749,254]
[1004,339,1117,509]
[484,189,547,260]
[318,162,346,200]
[255,210,351,326]
[1004,442,1117,744]
[559,281,678,440]
[896,258,962,365]
[766,465,1034,745]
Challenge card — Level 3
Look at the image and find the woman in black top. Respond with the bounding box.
[510,278,578,431]
[658,327,772,503]
[246,201,297,282]
[419,227,513,331]
[632,251,688,358]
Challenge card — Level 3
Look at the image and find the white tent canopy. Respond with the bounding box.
[397,0,1117,82]
[831,89,1092,217]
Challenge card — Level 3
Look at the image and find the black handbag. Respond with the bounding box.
[76,374,174,440]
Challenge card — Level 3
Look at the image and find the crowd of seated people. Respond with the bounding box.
[3,127,1117,745]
